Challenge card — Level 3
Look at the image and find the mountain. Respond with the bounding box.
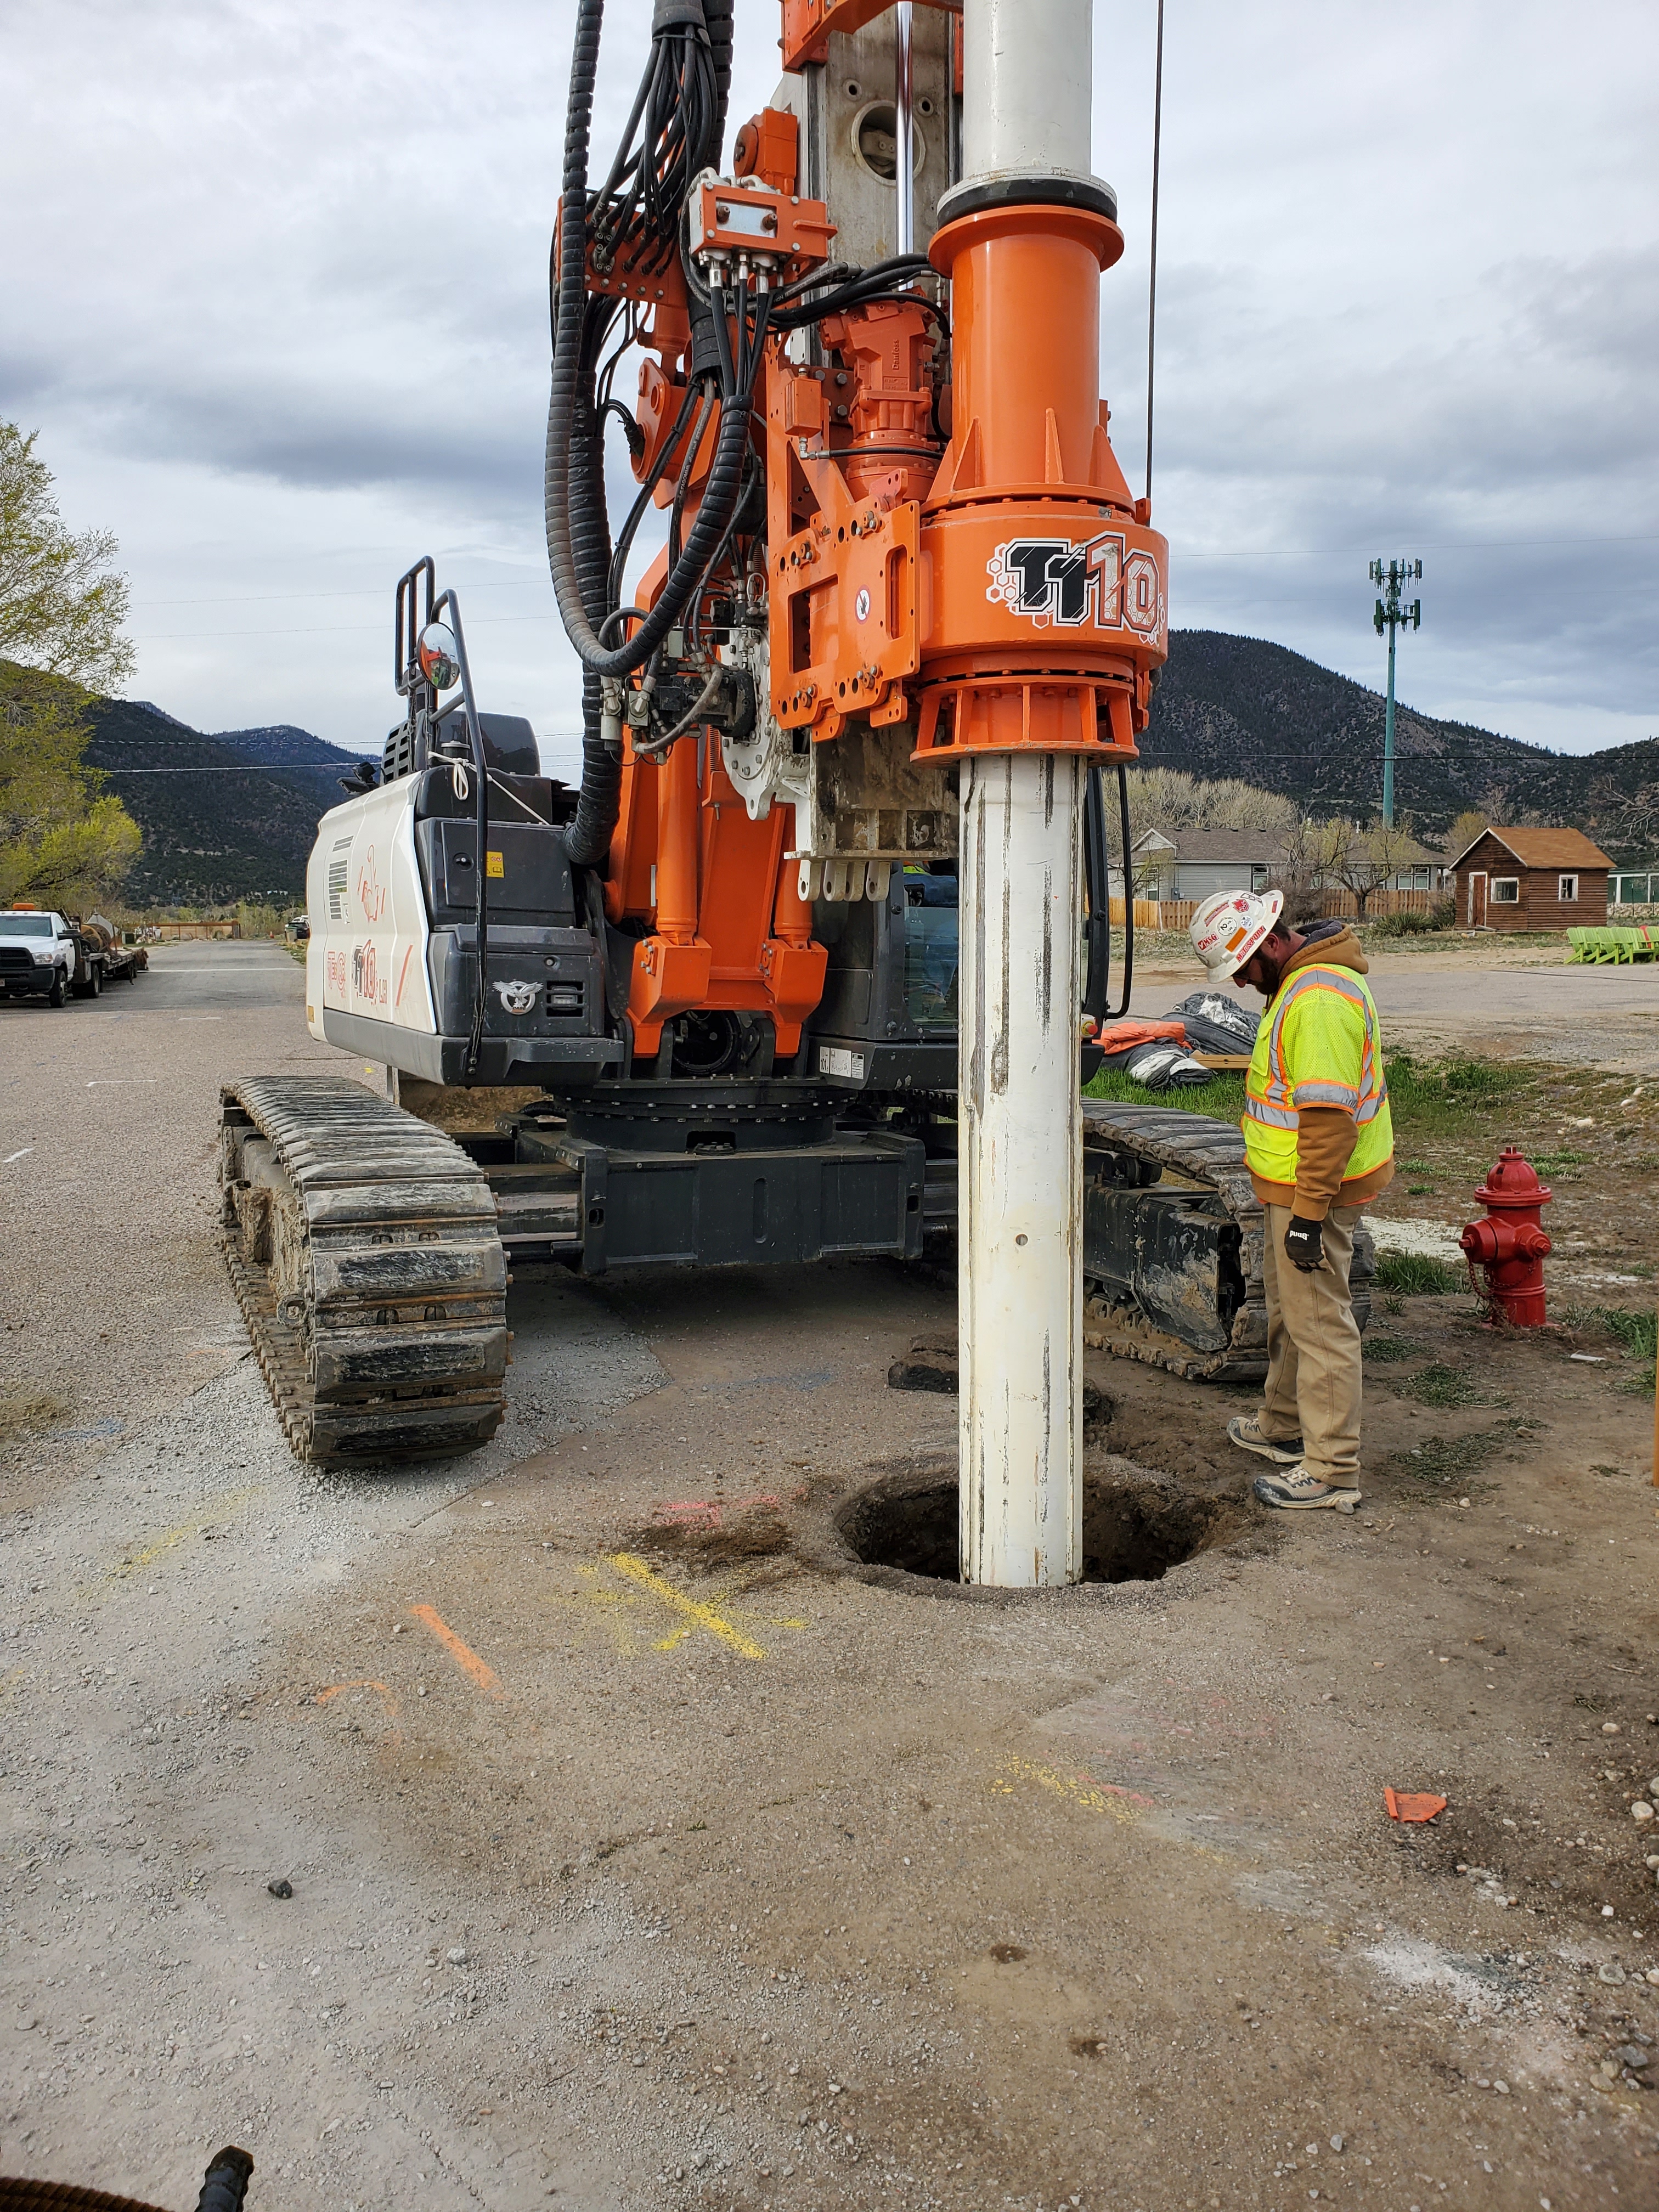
[66,632,1659,907]
[82,699,356,907]
[1147,631,1659,853]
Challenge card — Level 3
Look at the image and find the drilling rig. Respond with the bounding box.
[219,0,1322,1585]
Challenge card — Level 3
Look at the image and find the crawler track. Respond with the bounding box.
[219,1076,507,1464]
[1080,1099,1374,1383]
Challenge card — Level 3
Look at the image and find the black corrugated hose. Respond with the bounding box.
[563,305,619,867]
[544,1,756,689]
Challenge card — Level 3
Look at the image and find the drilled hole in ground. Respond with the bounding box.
[836,1472,1244,1584]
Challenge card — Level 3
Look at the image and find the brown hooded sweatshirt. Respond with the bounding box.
[1246,925,1396,1220]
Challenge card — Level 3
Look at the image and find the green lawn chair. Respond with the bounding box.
[1566,926,1594,962]
[1615,927,1653,962]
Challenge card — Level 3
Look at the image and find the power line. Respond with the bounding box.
[130,578,548,609]
[1143,0,1164,508]
[130,613,562,642]
[1173,532,1659,561]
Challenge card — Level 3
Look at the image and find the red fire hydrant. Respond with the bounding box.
[1459,1147,1553,1325]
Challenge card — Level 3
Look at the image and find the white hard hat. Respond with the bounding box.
[1189,887,1284,977]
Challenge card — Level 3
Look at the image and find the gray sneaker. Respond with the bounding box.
[1227,1414,1305,1465]
[1252,1465,1362,1513]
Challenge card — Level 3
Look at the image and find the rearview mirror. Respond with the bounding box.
[417,620,460,691]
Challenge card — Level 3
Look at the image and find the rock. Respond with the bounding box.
[1633,1803,1655,1823]
[447,1946,469,1965]
[1493,2079,1509,2095]
[1330,2134,1345,2152]
[1598,1963,1626,1984]
[1612,2046,1650,2070]
[1602,1722,1622,1735]
[268,1878,294,1899]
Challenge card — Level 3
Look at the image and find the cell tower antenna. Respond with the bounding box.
[1369,556,1422,828]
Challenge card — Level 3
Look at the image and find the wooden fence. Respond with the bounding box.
[129,920,242,941]
[1105,886,1442,932]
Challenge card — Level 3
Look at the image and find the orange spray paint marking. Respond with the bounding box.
[653,1489,782,1531]
[394,944,413,1009]
[409,1604,502,1697]
[315,1679,402,1743]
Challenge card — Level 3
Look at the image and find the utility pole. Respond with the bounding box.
[1370,558,1421,829]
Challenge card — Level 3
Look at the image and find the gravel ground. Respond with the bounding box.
[4,943,1659,2212]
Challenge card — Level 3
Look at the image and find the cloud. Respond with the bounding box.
[3,0,1656,759]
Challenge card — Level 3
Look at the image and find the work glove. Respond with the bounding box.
[1283,1216,1324,1273]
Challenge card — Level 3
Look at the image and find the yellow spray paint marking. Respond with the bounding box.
[1000,1753,1149,1830]
[101,1486,264,1587]
[607,1552,770,1660]
[552,1554,805,1660]
[997,1754,1234,1869]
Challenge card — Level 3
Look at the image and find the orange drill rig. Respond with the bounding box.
[222,0,1265,1587]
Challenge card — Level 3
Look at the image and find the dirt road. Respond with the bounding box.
[1126,938,1659,1076]
[3,946,1657,2212]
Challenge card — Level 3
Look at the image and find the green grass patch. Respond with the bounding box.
[1384,1052,1528,1139]
[1391,1427,1505,1496]
[1559,1303,1656,1393]
[1528,1148,1589,1177]
[1403,1362,1492,1408]
[1373,1249,1463,1297]
[1363,1332,1423,1362]
[1592,1306,1657,1361]
[1084,1063,1247,1118]
[0,1387,71,1446]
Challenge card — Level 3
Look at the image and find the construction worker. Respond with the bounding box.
[1189,889,1395,1511]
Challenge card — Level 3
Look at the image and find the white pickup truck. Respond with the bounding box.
[0,909,89,1005]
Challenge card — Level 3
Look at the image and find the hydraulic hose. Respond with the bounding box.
[545,0,754,684]
[1082,762,1110,1022]
[1082,759,1135,1023]
[563,363,620,867]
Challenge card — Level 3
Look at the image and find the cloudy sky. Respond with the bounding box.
[5,0,1657,785]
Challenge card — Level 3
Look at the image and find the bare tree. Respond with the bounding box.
[1319,819,1421,922]
[1446,808,1489,860]
[1260,817,1322,924]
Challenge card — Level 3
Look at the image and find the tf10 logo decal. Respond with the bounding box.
[986,531,1164,637]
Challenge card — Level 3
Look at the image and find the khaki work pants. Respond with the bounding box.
[1259,1203,1363,1485]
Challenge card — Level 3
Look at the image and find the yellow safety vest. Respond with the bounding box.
[1242,962,1393,1190]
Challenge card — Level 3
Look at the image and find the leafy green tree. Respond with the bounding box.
[0,661,141,907]
[0,422,135,688]
[0,421,141,909]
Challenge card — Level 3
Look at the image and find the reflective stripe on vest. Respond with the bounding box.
[1242,962,1393,1188]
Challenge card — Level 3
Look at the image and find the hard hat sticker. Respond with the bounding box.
[986,531,1164,639]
